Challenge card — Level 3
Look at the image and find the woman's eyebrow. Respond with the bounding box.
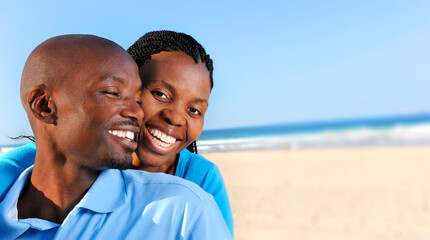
[145,79,208,105]
[194,98,208,106]
[145,80,174,91]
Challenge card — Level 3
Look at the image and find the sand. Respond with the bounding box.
[202,146,430,240]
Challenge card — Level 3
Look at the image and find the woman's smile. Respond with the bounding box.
[144,124,181,154]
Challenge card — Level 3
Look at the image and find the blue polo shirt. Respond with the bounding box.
[0,166,231,239]
[0,143,234,237]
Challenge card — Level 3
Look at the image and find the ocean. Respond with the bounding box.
[2,113,430,155]
[197,113,430,153]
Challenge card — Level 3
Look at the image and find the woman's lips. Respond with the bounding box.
[144,126,180,154]
[149,128,177,145]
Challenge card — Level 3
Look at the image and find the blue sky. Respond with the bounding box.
[0,1,429,145]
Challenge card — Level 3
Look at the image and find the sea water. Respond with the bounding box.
[2,113,430,155]
[197,113,430,153]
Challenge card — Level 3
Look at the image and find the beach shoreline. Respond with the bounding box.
[203,145,430,240]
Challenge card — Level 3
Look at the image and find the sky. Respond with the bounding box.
[0,0,429,145]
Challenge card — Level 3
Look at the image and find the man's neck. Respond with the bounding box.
[17,151,99,224]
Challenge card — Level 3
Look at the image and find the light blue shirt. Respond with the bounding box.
[0,143,234,236]
[0,166,232,240]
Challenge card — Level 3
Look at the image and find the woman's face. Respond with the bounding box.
[135,51,211,168]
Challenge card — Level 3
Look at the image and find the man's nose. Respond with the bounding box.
[120,97,144,123]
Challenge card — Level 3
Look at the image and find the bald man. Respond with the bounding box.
[0,35,231,239]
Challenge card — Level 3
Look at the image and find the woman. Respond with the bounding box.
[0,31,233,236]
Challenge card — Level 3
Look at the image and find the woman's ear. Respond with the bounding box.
[27,85,57,125]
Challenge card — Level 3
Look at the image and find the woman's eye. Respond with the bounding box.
[188,107,201,116]
[155,92,166,98]
[151,90,169,101]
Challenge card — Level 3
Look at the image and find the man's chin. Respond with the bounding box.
[102,152,133,170]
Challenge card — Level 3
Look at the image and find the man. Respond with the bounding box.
[0,35,231,239]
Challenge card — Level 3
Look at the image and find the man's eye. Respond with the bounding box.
[103,91,120,97]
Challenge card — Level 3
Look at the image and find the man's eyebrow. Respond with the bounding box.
[100,75,142,90]
[105,76,125,83]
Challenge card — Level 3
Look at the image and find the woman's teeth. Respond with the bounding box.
[108,130,135,142]
[149,128,176,148]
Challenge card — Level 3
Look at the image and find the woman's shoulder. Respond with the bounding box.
[0,142,36,201]
[0,142,36,168]
[175,150,226,201]
[177,149,220,176]
[176,149,234,236]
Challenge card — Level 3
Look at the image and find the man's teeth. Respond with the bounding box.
[149,128,176,147]
[108,130,135,142]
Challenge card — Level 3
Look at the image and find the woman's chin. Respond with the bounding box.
[136,148,173,167]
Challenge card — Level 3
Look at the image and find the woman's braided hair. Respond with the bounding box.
[127,30,214,89]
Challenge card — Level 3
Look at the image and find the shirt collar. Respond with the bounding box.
[0,166,33,238]
[0,167,126,239]
[0,167,61,237]
[75,169,126,213]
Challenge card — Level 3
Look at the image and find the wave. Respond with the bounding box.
[3,114,430,154]
[197,123,430,153]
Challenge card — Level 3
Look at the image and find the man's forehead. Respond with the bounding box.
[90,68,142,90]
[71,51,137,82]
[23,34,141,98]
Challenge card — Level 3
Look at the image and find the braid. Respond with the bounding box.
[9,135,35,142]
[127,30,214,89]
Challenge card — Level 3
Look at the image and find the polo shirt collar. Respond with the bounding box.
[0,167,126,239]
[0,166,34,238]
[75,169,126,213]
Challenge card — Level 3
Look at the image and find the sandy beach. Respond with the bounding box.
[203,146,430,240]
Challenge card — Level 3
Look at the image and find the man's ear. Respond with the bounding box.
[27,85,57,125]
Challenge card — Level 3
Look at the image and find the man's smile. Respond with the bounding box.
[108,129,139,150]
[108,130,136,142]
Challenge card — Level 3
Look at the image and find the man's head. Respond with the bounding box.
[21,34,144,170]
